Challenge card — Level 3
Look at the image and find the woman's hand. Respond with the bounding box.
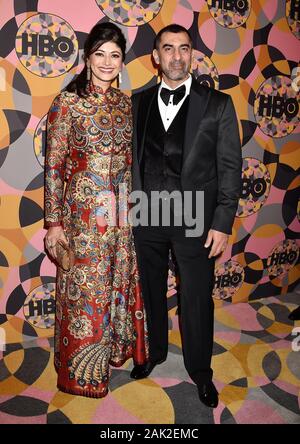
[45,226,68,259]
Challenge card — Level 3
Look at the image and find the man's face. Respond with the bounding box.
[153,31,192,82]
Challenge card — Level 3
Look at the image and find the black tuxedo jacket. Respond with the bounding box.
[131,78,242,235]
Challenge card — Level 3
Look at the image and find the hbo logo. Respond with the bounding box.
[215,272,242,289]
[27,298,55,317]
[258,95,298,119]
[210,0,249,13]
[289,0,300,20]
[241,178,267,199]
[268,251,298,267]
[22,33,74,58]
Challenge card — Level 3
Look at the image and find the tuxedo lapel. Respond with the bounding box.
[182,79,211,168]
[137,85,159,164]
[135,80,211,169]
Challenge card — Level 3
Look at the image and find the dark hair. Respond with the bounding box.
[154,24,192,50]
[66,22,126,97]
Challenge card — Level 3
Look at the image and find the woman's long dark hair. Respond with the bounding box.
[66,22,126,97]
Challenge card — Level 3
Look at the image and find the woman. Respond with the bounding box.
[44,22,148,398]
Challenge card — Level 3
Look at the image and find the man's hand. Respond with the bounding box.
[204,229,229,259]
[65,156,72,181]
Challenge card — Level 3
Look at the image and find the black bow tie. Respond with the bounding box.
[160,84,186,106]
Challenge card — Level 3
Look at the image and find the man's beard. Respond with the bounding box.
[164,63,190,80]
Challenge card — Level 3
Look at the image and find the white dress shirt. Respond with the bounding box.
[158,74,192,131]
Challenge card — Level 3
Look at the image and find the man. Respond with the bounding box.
[129,24,242,409]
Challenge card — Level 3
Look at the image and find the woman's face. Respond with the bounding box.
[88,41,123,87]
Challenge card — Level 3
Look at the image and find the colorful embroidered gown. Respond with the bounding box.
[45,83,148,398]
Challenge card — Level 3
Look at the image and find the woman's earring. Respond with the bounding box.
[87,65,91,81]
[118,71,122,85]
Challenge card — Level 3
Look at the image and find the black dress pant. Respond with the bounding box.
[134,224,215,385]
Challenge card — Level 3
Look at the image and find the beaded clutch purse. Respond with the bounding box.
[55,240,75,271]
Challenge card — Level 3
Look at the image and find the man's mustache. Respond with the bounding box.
[169,62,186,69]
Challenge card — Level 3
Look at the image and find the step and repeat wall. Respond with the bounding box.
[0,0,299,344]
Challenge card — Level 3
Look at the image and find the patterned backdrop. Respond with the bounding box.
[0,0,299,345]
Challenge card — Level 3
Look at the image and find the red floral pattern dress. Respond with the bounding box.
[45,83,149,398]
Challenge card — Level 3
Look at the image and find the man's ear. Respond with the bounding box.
[190,48,195,72]
[152,49,159,66]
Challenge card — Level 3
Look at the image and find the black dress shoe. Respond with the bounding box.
[130,360,163,380]
[197,381,219,408]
